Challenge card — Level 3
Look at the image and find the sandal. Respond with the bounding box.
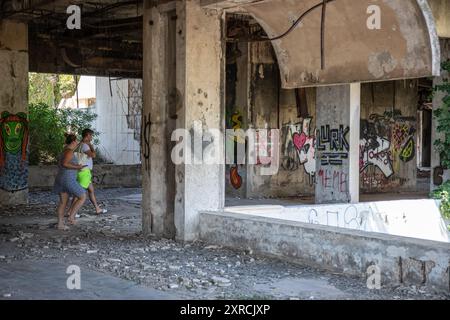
[96,208,108,215]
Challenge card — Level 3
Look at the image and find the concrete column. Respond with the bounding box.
[0,21,29,206]
[431,39,450,190]
[174,0,225,241]
[142,1,176,238]
[315,83,360,204]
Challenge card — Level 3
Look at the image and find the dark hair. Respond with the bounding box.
[82,129,94,138]
[65,133,77,145]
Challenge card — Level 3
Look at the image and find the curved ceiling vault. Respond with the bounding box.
[240,0,441,88]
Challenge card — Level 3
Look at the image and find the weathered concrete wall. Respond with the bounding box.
[200,211,450,293]
[141,1,177,238]
[244,0,440,87]
[224,199,449,243]
[28,165,142,189]
[239,50,419,199]
[94,77,141,165]
[225,41,249,198]
[239,42,318,198]
[360,80,419,193]
[315,84,360,204]
[429,0,450,38]
[174,0,225,241]
[0,20,29,206]
[431,39,450,191]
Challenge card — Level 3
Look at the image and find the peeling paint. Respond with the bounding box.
[368,51,398,78]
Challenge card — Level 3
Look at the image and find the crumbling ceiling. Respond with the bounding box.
[1,0,145,78]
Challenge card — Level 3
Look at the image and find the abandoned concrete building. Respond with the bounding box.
[1,0,450,295]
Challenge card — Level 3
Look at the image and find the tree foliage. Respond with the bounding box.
[29,73,78,107]
[28,103,98,165]
[434,60,450,168]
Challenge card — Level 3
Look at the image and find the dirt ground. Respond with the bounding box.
[0,188,449,300]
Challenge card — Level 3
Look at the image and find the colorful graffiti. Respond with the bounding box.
[281,118,316,182]
[0,112,29,192]
[360,112,416,189]
[230,165,242,190]
[316,125,350,166]
[227,109,245,190]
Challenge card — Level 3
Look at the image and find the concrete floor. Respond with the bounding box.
[0,260,178,300]
[0,188,448,300]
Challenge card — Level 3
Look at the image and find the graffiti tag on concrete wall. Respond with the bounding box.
[0,112,29,192]
[317,125,350,166]
[140,113,150,172]
[360,112,416,190]
[281,118,316,184]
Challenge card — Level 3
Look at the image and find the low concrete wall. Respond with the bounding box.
[200,211,450,293]
[29,165,142,189]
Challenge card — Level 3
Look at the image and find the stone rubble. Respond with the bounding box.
[0,188,449,300]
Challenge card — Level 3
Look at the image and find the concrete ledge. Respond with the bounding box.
[29,165,142,189]
[199,211,450,293]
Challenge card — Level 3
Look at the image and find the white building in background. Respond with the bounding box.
[93,77,142,165]
[60,76,142,165]
[58,76,96,109]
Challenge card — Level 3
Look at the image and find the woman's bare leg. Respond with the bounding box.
[57,193,69,230]
[68,193,87,225]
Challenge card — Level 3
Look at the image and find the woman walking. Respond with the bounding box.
[53,133,87,230]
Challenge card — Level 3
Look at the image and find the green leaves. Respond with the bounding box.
[28,103,98,165]
[431,181,450,220]
[433,61,450,220]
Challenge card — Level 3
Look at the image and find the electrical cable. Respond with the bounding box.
[248,0,337,42]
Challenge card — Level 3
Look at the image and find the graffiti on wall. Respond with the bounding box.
[141,113,151,172]
[360,112,416,189]
[127,79,142,143]
[281,118,316,183]
[0,112,29,192]
[227,110,244,190]
[317,168,348,194]
[316,125,350,166]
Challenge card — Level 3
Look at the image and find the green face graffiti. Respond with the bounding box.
[1,112,27,155]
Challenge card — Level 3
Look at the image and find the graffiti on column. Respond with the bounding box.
[0,112,29,192]
[227,110,244,190]
[281,118,316,184]
[141,113,151,172]
[360,112,416,190]
[127,79,142,143]
[316,125,350,166]
[317,168,348,193]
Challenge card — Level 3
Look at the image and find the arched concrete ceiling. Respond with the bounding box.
[241,0,440,88]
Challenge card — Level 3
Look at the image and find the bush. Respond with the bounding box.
[28,103,98,165]
[431,181,450,221]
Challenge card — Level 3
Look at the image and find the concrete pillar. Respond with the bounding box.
[315,83,360,204]
[174,0,225,241]
[0,21,29,206]
[141,1,176,238]
[431,39,450,190]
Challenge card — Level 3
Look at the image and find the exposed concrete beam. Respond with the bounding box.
[200,0,263,9]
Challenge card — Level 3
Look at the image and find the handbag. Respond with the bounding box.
[74,143,89,167]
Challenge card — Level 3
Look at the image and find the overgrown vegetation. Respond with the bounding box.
[431,181,450,220]
[29,73,78,107]
[28,103,98,165]
[433,60,450,168]
[432,60,450,222]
